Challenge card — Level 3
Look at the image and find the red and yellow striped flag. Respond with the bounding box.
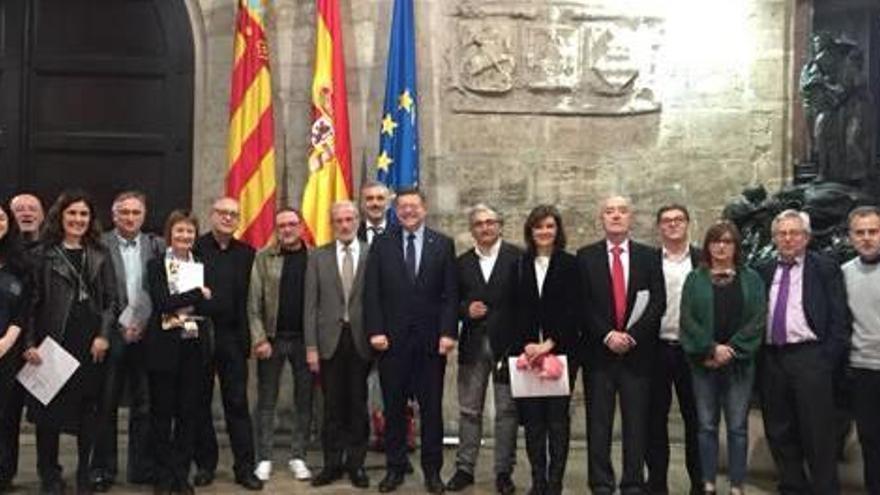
[226,0,277,248]
[301,0,352,247]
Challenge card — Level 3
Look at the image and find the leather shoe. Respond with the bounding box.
[425,472,445,494]
[445,470,474,491]
[192,470,214,487]
[91,475,112,493]
[311,467,344,487]
[235,472,264,491]
[378,471,405,493]
[495,473,516,495]
[349,467,370,489]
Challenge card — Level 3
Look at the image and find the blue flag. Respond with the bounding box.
[375,0,419,194]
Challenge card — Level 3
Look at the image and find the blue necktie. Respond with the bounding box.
[405,232,416,280]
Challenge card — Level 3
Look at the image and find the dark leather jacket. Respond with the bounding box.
[26,243,118,347]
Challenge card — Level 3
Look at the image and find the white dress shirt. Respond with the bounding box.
[660,247,693,342]
[336,239,361,278]
[475,239,501,283]
[365,220,387,245]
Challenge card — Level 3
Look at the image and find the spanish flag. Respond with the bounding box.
[226,0,277,248]
[301,0,353,247]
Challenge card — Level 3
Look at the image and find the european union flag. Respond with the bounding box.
[375,0,419,193]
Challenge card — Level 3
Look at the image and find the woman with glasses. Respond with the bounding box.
[680,221,766,495]
[22,190,118,495]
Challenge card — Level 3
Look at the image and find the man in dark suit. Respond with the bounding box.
[91,191,164,491]
[192,197,262,490]
[445,204,521,495]
[365,188,458,493]
[304,200,372,489]
[577,195,666,495]
[757,209,847,495]
[357,180,390,245]
[645,204,702,495]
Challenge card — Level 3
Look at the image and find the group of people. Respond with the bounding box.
[0,184,877,495]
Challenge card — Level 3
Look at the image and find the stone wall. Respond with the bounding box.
[185,0,796,440]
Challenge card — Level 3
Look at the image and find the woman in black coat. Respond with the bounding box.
[22,190,118,495]
[0,202,31,491]
[508,205,581,495]
[144,210,212,495]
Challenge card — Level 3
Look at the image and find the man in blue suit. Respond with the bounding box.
[365,188,458,494]
[757,209,848,495]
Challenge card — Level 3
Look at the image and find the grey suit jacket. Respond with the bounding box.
[303,240,371,360]
[101,230,165,338]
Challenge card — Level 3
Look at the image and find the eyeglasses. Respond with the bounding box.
[213,208,240,219]
[659,216,687,225]
[472,219,499,228]
[710,238,736,245]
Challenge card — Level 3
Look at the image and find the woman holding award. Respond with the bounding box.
[507,205,581,495]
[22,190,118,495]
[145,210,213,495]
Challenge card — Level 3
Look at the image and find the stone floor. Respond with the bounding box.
[3,431,867,494]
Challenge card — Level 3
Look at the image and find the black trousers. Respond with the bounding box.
[150,340,203,489]
[194,334,256,477]
[378,335,446,475]
[517,394,571,494]
[852,367,880,495]
[0,382,25,484]
[646,341,701,494]
[586,359,650,495]
[91,340,153,483]
[759,343,838,495]
[36,414,97,487]
[320,325,370,470]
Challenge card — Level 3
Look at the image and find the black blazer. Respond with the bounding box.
[144,256,212,372]
[456,241,523,364]
[577,239,666,369]
[756,251,849,365]
[364,225,458,354]
[505,250,581,359]
[194,234,254,355]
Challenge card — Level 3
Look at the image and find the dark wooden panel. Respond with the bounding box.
[11,0,195,233]
[0,0,25,201]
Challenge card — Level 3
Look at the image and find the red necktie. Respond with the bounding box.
[611,245,627,330]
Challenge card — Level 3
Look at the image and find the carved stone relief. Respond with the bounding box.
[449,1,664,116]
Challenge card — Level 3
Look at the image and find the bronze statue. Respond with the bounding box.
[800,32,875,184]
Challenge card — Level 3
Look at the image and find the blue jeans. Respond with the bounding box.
[690,363,754,487]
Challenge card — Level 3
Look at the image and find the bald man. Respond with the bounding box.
[10,193,44,246]
[192,197,262,491]
[577,196,666,495]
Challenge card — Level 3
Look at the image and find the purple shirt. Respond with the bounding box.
[766,255,818,344]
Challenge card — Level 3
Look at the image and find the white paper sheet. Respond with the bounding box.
[118,290,152,329]
[176,261,204,293]
[509,355,571,398]
[626,290,650,330]
[16,337,80,406]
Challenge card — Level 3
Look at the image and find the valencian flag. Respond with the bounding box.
[301,0,353,247]
[226,0,277,248]
[376,0,419,196]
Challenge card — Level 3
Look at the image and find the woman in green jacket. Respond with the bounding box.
[680,221,766,495]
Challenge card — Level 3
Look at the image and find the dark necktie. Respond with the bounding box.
[771,260,795,345]
[405,232,417,280]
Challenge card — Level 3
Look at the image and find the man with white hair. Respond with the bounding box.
[304,201,372,489]
[10,193,44,246]
[757,209,847,495]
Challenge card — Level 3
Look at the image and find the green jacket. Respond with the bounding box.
[680,266,766,371]
[247,243,308,345]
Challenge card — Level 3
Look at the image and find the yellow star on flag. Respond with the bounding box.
[398,89,414,113]
[376,150,393,171]
[381,113,398,137]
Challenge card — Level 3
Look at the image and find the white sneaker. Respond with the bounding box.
[254,460,272,481]
[288,458,312,480]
